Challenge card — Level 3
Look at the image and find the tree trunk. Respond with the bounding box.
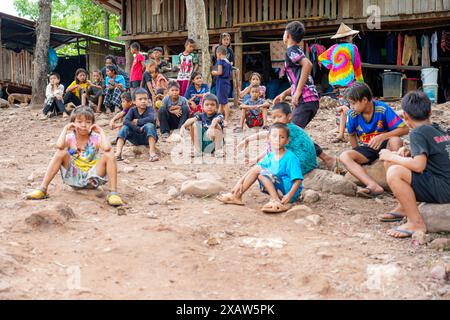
[185,0,211,85]
[104,11,110,39]
[125,40,133,74]
[32,0,52,108]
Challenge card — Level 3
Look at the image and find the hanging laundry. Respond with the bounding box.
[318,43,364,87]
[397,33,403,66]
[386,32,395,64]
[309,44,326,79]
[441,31,450,52]
[431,32,439,62]
[402,34,419,66]
[421,34,431,68]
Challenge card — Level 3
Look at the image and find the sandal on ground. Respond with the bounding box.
[380,212,405,223]
[261,200,291,214]
[149,154,160,162]
[216,193,244,206]
[332,137,345,143]
[26,187,48,200]
[107,192,124,207]
[115,154,124,161]
[233,127,243,133]
[356,187,383,199]
[388,227,415,239]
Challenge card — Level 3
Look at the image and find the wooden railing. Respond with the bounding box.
[122,0,342,36]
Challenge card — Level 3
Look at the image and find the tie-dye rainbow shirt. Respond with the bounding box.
[65,132,101,172]
[318,43,364,87]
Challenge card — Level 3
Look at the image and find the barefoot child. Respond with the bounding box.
[273,21,336,170]
[339,82,409,197]
[109,92,133,130]
[158,82,190,139]
[379,91,450,238]
[43,72,66,118]
[115,88,159,162]
[234,84,270,133]
[212,46,232,127]
[184,72,210,116]
[238,102,317,175]
[26,106,124,206]
[218,123,303,213]
[180,94,224,157]
[239,72,266,101]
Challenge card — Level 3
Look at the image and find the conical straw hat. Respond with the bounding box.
[331,23,359,39]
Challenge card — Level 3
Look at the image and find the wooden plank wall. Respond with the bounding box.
[0,48,34,86]
[363,0,450,16]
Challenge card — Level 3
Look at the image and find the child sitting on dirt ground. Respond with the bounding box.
[88,70,105,113]
[379,91,450,238]
[239,72,266,101]
[26,106,124,207]
[180,94,224,158]
[218,123,303,213]
[238,102,317,175]
[184,71,210,117]
[158,81,190,139]
[339,82,409,198]
[43,72,66,119]
[110,92,133,130]
[115,88,159,162]
[234,84,270,133]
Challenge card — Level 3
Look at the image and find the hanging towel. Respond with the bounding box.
[431,32,438,62]
[152,0,163,15]
[421,34,431,67]
[397,33,403,66]
[270,40,286,74]
[402,34,419,66]
[318,43,364,87]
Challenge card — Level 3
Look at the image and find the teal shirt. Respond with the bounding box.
[286,123,317,174]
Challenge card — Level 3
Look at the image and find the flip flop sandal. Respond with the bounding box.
[356,187,383,199]
[332,137,345,143]
[261,200,290,214]
[216,193,244,206]
[115,155,124,161]
[26,188,48,200]
[380,212,405,222]
[389,227,415,238]
[149,155,160,162]
[107,192,124,207]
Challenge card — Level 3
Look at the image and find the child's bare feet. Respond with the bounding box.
[217,193,244,205]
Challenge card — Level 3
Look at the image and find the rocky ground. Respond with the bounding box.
[0,99,450,300]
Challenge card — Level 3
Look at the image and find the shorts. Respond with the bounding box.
[292,100,319,129]
[257,169,301,203]
[354,141,388,164]
[130,81,141,89]
[60,160,107,189]
[412,171,450,204]
[198,126,222,153]
[245,110,264,128]
[118,123,158,146]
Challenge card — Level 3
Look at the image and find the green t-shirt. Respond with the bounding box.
[286,123,318,174]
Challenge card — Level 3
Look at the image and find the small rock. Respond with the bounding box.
[412,231,432,245]
[429,238,450,251]
[150,178,166,186]
[430,265,447,280]
[123,159,131,164]
[316,251,333,258]
[306,214,322,226]
[0,280,11,292]
[117,207,127,216]
[168,186,179,198]
[205,237,221,246]
[144,212,158,219]
[180,179,225,197]
[302,190,320,203]
[285,205,313,219]
[241,237,286,249]
[27,173,35,182]
[122,167,135,174]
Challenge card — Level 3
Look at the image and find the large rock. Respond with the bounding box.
[0,98,8,108]
[344,160,389,191]
[304,169,357,196]
[420,203,450,233]
[180,179,225,197]
[25,203,76,228]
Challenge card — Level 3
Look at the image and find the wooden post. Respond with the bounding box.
[0,17,3,82]
[125,40,133,74]
[233,30,243,105]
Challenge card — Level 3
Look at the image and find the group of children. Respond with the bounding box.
[31,21,450,240]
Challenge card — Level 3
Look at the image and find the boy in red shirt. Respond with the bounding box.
[130,42,145,92]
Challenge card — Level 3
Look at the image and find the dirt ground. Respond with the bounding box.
[0,100,449,300]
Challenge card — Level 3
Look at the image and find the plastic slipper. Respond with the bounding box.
[107,192,124,207]
[149,154,160,162]
[216,193,244,206]
[26,188,48,200]
[261,200,291,214]
[115,155,123,161]
[380,212,405,222]
[356,187,383,199]
[388,227,415,238]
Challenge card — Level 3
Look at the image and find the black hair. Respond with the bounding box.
[401,91,432,121]
[121,92,132,102]
[185,38,195,45]
[272,102,292,115]
[130,42,141,51]
[132,88,149,100]
[250,72,262,83]
[153,47,163,53]
[168,81,180,90]
[286,21,306,43]
[270,122,290,137]
[250,84,260,91]
[70,106,95,123]
[106,65,118,74]
[49,72,60,80]
[345,82,373,102]
[74,68,88,84]
[156,88,166,95]
[203,93,219,106]
[190,71,202,83]
[105,55,117,65]
[148,60,161,73]
[216,45,227,56]
[219,33,231,46]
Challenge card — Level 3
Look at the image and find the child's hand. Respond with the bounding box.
[368,134,386,150]
[89,124,102,134]
[109,121,115,130]
[379,149,394,162]
[64,123,76,131]
[180,126,187,137]
[292,92,302,106]
[281,195,290,205]
[273,94,284,104]
[397,146,411,157]
[245,157,258,167]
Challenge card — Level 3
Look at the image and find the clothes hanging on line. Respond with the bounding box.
[397,33,403,66]
[442,31,450,52]
[431,32,439,62]
[269,41,286,77]
[421,34,431,68]
[402,34,419,66]
[386,32,395,65]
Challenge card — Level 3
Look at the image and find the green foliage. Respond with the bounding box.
[13,0,122,46]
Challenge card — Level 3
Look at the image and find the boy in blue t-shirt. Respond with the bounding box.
[339,83,409,197]
[217,123,303,214]
[234,84,270,133]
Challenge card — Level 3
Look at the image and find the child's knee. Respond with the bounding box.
[386,165,406,183]
[339,151,352,163]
